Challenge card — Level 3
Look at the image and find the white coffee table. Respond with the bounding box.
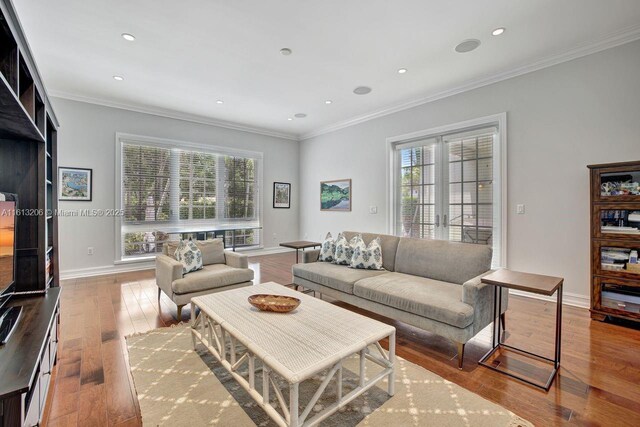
[190,282,396,427]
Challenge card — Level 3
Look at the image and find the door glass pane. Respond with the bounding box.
[449,183,462,203]
[478,183,492,203]
[478,136,493,158]
[462,160,477,182]
[423,184,435,204]
[478,158,492,181]
[449,162,461,183]
[463,182,476,203]
[449,225,462,242]
[423,164,435,184]
[449,205,462,226]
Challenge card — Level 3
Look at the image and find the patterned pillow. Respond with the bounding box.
[319,232,337,262]
[350,235,384,270]
[333,233,358,265]
[174,240,203,274]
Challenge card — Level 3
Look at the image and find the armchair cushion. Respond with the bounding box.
[195,238,226,265]
[171,264,254,295]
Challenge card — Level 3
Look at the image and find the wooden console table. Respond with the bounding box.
[479,269,563,391]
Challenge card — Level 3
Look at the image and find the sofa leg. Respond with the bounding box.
[177,304,184,320]
[500,312,506,331]
[157,287,162,300]
[456,342,465,370]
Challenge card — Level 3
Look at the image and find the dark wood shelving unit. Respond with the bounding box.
[0,0,60,425]
[588,161,640,323]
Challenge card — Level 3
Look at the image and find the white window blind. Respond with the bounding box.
[117,136,261,260]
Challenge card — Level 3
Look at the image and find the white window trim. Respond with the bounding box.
[114,132,264,263]
[386,113,508,267]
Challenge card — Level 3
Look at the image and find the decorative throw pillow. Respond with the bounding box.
[318,232,337,262]
[174,240,203,274]
[350,236,384,270]
[333,233,359,265]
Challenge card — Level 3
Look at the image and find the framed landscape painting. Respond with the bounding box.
[320,179,351,211]
[59,167,92,201]
[273,182,291,208]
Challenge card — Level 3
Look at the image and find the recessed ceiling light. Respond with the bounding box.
[294,113,307,118]
[287,117,293,121]
[353,86,372,95]
[398,68,407,74]
[455,39,481,53]
[280,48,292,56]
[492,27,505,36]
[325,100,332,105]
[216,100,224,104]
[113,75,124,81]
[121,33,136,41]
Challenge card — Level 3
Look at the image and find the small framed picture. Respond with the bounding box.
[320,179,351,211]
[59,167,93,202]
[273,182,291,209]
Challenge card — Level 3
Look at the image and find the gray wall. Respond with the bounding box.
[54,98,299,276]
[299,40,640,302]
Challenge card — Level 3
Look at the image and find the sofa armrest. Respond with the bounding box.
[225,250,249,269]
[462,270,496,306]
[156,254,183,295]
[463,269,509,335]
[302,249,320,263]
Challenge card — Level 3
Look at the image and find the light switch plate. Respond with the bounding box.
[369,206,378,214]
[516,204,525,214]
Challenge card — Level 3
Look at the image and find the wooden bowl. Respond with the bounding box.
[248,294,301,313]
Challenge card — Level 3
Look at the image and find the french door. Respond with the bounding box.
[393,124,502,265]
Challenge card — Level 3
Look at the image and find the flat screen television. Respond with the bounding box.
[0,192,20,344]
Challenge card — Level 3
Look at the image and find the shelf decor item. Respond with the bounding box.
[248,293,301,313]
[273,182,291,208]
[58,167,92,201]
[588,160,640,325]
[320,178,352,211]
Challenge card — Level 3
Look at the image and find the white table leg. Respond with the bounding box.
[388,332,396,396]
[289,382,299,427]
[359,348,366,387]
[190,302,196,348]
[337,361,343,402]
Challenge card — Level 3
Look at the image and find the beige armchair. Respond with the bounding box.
[156,239,254,319]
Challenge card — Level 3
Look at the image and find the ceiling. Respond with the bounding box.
[13,0,640,140]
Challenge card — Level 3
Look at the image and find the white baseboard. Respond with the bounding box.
[60,261,155,280]
[60,246,296,280]
[509,289,589,309]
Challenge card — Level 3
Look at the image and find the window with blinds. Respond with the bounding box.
[392,119,505,267]
[118,137,261,259]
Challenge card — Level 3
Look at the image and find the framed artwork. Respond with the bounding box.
[58,167,93,201]
[273,182,291,209]
[320,179,351,211]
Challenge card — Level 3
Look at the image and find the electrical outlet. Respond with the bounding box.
[87,247,94,255]
[369,206,378,214]
[516,204,525,215]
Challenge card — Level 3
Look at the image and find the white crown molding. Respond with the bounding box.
[49,90,299,141]
[300,24,640,141]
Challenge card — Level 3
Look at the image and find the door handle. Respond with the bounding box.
[435,214,440,227]
[443,214,448,228]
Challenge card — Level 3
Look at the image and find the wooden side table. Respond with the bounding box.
[479,269,563,391]
[279,240,322,264]
[279,241,322,291]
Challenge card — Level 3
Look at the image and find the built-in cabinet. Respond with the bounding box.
[0,0,60,425]
[588,161,640,323]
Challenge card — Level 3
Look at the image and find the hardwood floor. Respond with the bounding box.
[42,252,640,426]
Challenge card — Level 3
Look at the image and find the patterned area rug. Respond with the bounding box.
[126,325,531,427]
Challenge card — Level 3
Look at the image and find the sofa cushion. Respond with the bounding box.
[195,238,226,265]
[343,231,400,271]
[394,238,492,285]
[171,264,254,295]
[353,272,474,328]
[293,262,386,294]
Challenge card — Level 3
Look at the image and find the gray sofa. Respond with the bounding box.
[292,231,507,369]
